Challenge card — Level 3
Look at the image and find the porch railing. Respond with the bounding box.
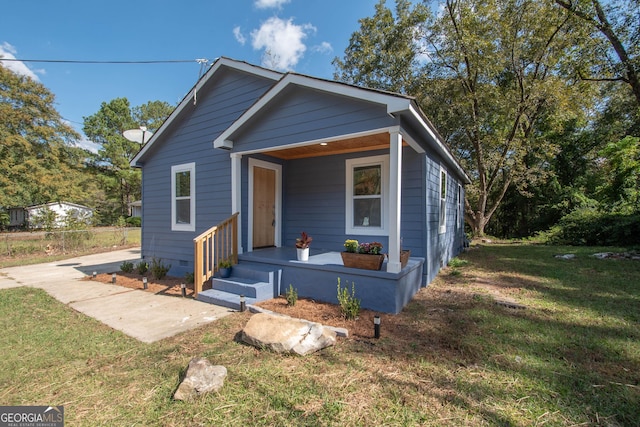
[193,212,239,296]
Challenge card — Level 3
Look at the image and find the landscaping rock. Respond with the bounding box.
[173,357,227,401]
[554,254,576,260]
[241,312,336,356]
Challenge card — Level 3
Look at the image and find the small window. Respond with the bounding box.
[171,162,195,231]
[457,184,463,230]
[346,155,389,235]
[439,167,447,234]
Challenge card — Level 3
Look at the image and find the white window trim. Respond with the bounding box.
[457,183,463,230]
[439,166,447,234]
[171,162,196,232]
[345,155,389,236]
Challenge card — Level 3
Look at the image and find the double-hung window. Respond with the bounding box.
[346,155,389,235]
[439,167,447,234]
[171,162,195,231]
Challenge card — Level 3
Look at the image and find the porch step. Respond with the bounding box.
[196,262,281,309]
[196,289,258,310]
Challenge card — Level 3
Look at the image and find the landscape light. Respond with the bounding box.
[240,295,246,312]
[374,315,381,339]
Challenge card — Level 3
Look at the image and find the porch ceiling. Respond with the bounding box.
[262,132,408,160]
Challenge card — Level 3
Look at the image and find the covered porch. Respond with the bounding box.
[238,247,425,314]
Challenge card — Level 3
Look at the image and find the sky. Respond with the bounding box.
[2,0,380,151]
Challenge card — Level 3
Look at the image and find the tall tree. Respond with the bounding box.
[555,0,640,108]
[334,0,594,236]
[0,63,90,210]
[83,98,172,222]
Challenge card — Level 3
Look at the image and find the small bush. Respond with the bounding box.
[542,209,640,246]
[337,278,360,320]
[120,261,134,273]
[125,216,141,227]
[184,271,194,284]
[150,258,171,280]
[448,257,469,268]
[285,284,298,307]
[135,261,149,275]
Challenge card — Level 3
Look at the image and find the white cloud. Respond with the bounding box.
[233,26,246,45]
[0,42,43,81]
[250,17,315,71]
[312,41,333,55]
[254,0,291,9]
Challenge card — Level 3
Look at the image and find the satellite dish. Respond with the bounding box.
[123,126,153,144]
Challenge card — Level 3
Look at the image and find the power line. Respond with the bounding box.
[0,58,207,65]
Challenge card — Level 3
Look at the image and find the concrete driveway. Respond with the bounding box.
[0,248,233,343]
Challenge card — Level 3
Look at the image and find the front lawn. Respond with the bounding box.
[0,243,638,426]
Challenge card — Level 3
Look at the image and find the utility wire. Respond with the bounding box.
[0,58,205,64]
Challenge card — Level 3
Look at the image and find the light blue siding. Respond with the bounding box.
[138,68,277,276]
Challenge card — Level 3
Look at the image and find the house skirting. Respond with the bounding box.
[238,248,425,314]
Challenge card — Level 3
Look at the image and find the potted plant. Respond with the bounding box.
[341,239,385,270]
[218,258,233,278]
[295,231,312,261]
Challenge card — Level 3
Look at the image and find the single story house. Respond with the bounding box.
[8,202,93,229]
[129,200,142,218]
[131,57,469,314]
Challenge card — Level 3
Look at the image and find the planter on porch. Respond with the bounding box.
[340,252,385,271]
[401,250,411,268]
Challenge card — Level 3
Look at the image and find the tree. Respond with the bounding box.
[0,63,90,209]
[555,0,640,108]
[83,98,172,223]
[334,0,594,236]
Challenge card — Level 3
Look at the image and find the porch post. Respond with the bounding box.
[231,153,243,254]
[388,129,402,273]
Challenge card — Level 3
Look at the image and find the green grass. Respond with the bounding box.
[0,227,140,268]
[0,242,638,426]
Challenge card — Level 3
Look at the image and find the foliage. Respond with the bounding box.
[448,257,469,268]
[295,231,312,249]
[337,278,361,320]
[218,258,232,269]
[83,98,172,224]
[285,284,298,307]
[358,241,383,255]
[540,208,640,246]
[150,258,171,280]
[596,136,640,212]
[135,261,148,275]
[120,261,134,273]
[0,64,94,210]
[125,216,141,227]
[343,239,359,253]
[184,271,194,285]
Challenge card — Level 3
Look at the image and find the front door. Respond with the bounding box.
[252,166,276,248]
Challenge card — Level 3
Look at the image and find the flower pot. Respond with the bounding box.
[401,250,411,268]
[296,247,309,262]
[219,267,232,278]
[340,252,385,270]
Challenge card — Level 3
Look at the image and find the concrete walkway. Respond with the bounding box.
[0,248,233,343]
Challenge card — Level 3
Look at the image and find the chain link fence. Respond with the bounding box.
[1,227,141,258]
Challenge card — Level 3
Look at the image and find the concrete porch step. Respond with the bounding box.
[196,289,258,310]
[211,276,273,300]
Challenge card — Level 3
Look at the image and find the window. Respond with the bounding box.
[439,167,447,234]
[346,155,389,235]
[171,162,195,231]
[457,184,463,230]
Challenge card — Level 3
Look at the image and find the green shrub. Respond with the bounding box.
[150,258,171,280]
[285,284,298,307]
[184,271,194,285]
[120,261,134,273]
[125,216,141,227]
[542,208,640,246]
[337,278,360,320]
[135,261,148,275]
[448,257,469,268]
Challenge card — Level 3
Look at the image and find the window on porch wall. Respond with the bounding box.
[346,155,389,236]
[171,162,195,232]
[439,167,447,234]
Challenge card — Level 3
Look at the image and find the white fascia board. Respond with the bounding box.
[132,58,281,166]
[213,73,413,149]
[408,104,471,184]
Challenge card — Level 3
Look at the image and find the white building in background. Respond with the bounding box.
[8,202,93,229]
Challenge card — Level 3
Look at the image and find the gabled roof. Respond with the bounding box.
[213,72,415,150]
[130,57,282,166]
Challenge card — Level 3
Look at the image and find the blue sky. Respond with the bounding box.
[2,0,379,151]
